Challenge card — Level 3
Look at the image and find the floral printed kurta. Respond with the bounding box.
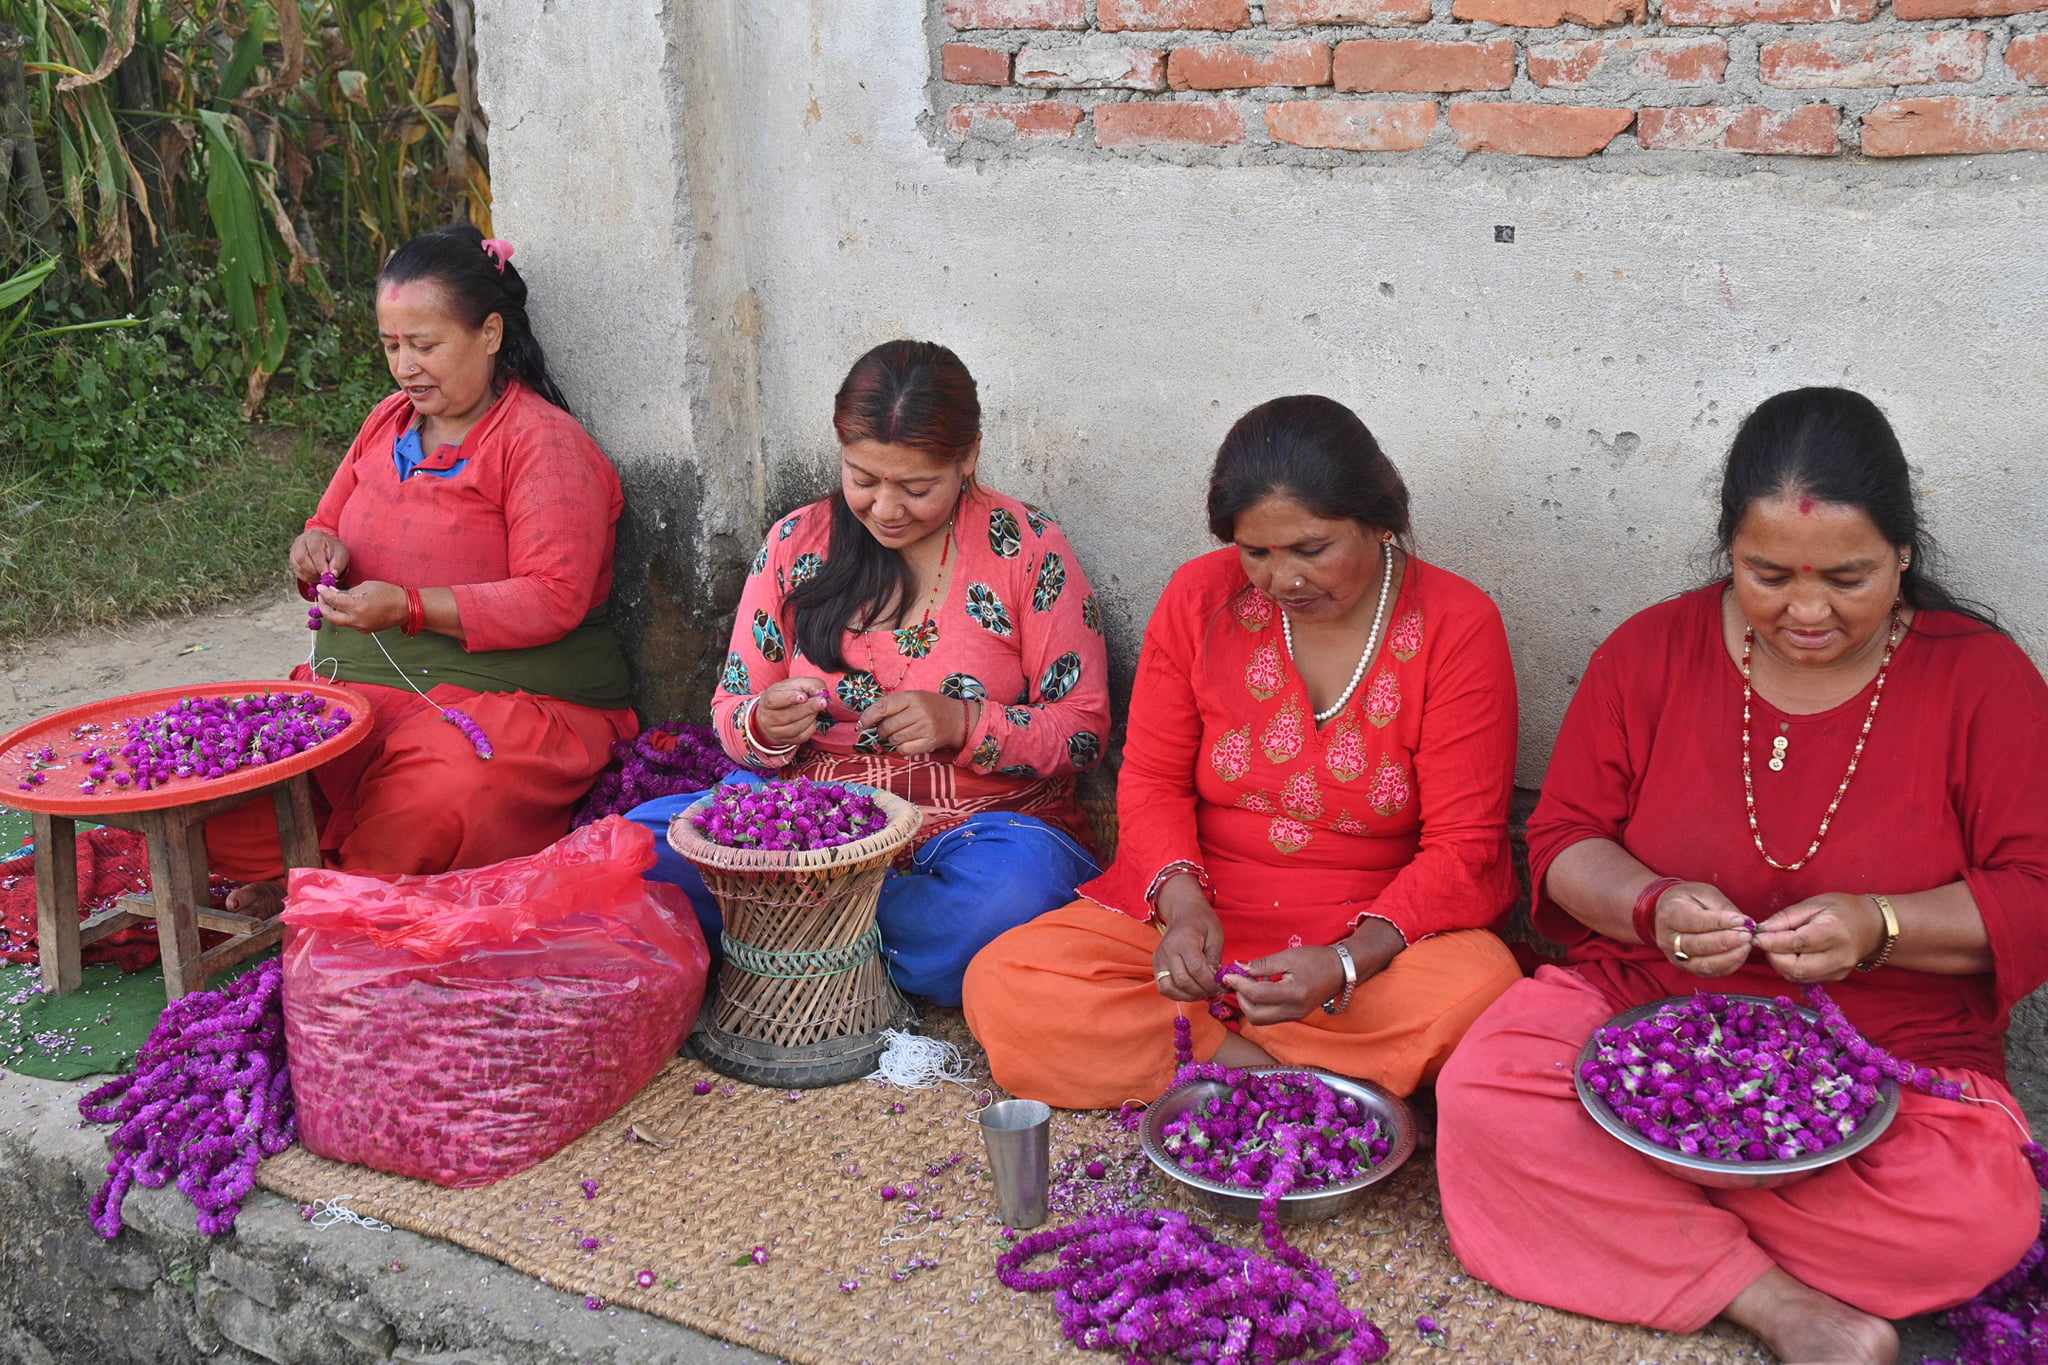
[1080,548,1519,964]
[710,485,1110,847]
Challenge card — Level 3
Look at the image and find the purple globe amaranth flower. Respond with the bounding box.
[692,777,887,852]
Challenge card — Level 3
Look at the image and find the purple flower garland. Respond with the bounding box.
[77,959,295,1238]
[571,721,741,828]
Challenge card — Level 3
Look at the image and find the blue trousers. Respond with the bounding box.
[625,778,1098,1007]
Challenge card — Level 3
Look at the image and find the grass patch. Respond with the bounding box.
[0,425,337,643]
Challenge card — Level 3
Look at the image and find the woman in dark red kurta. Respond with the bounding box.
[207,226,635,900]
[966,396,1522,1108]
[1436,388,2047,1365]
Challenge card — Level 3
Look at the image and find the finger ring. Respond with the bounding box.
[1154,969,1173,982]
[1671,933,1689,963]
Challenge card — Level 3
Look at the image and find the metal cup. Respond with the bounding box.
[978,1098,1051,1229]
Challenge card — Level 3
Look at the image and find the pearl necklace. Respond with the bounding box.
[1740,610,1900,872]
[1281,540,1394,725]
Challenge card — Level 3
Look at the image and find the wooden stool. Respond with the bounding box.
[32,774,322,1001]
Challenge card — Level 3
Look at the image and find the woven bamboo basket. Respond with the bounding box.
[667,784,921,1088]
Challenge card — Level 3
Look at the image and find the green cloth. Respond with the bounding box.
[0,956,269,1081]
[315,617,633,709]
[0,807,29,854]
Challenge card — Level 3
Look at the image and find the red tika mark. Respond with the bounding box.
[1797,495,1816,515]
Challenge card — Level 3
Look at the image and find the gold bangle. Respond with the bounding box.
[1854,894,1901,972]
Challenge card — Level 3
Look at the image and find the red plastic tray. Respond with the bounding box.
[0,679,373,818]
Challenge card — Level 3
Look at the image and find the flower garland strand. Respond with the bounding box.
[362,630,492,761]
[78,959,295,1238]
[571,721,741,827]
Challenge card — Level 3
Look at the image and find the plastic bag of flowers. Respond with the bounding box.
[279,817,709,1187]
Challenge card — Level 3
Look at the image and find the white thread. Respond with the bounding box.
[305,1196,393,1232]
[865,1029,978,1089]
[1956,1090,2034,1143]
[367,630,461,721]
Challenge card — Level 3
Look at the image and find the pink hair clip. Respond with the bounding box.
[480,238,515,272]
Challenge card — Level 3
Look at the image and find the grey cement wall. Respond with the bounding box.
[480,2,2045,784]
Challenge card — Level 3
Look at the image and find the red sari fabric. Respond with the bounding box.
[710,485,1110,848]
[1527,585,2048,1078]
[1079,549,1521,964]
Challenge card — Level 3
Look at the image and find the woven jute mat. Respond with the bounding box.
[257,1013,1766,1364]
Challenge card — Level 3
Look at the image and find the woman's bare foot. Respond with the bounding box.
[224,880,285,919]
[1723,1267,1898,1365]
[1213,1033,1278,1069]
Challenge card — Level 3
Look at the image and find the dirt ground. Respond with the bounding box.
[0,590,309,736]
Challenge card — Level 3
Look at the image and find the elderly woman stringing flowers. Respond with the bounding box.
[206,225,637,907]
[1434,387,2048,1365]
[964,394,1524,1106]
[625,340,1108,1005]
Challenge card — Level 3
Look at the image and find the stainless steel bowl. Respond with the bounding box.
[1140,1066,1417,1223]
[1575,995,1901,1191]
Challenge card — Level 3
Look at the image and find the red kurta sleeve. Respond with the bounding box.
[1353,591,1520,943]
[955,517,1111,781]
[447,408,623,652]
[1959,639,2048,1015]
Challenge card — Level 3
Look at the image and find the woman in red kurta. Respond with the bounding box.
[207,226,636,903]
[965,395,1523,1108]
[1436,388,2047,1365]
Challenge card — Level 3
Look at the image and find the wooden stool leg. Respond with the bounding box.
[143,811,205,1001]
[32,813,80,995]
[272,774,322,875]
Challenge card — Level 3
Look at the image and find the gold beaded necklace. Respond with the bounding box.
[1739,609,1901,872]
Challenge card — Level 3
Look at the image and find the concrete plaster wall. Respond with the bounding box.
[479,1,2045,783]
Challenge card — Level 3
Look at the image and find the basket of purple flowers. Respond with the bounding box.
[666,778,921,1087]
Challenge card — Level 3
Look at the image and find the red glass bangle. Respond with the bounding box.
[1631,876,1683,948]
[402,587,425,637]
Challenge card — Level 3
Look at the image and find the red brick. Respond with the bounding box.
[1168,41,1331,90]
[943,0,1085,29]
[1098,0,1250,29]
[1526,38,1727,88]
[1094,100,1246,146]
[942,43,1013,86]
[1760,33,1986,88]
[1265,0,1432,21]
[2010,34,2048,85]
[1450,0,1643,27]
[945,101,1086,138]
[1446,102,1633,155]
[1862,96,2048,155]
[1664,0,1875,22]
[1015,46,1167,89]
[1637,104,1839,154]
[1335,39,1515,93]
[1896,0,2045,17]
[1267,99,1437,150]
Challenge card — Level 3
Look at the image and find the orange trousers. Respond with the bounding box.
[1435,967,2039,1331]
[961,899,1523,1110]
[205,674,634,883]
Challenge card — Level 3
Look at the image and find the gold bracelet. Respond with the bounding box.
[1854,894,1901,972]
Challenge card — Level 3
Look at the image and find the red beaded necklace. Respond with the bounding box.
[859,524,954,689]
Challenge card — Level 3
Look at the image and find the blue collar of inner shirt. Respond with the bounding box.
[393,427,469,481]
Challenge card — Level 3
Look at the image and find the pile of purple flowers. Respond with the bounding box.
[1159,1065,1392,1194]
[79,959,295,1238]
[691,778,886,853]
[86,693,351,794]
[572,721,741,827]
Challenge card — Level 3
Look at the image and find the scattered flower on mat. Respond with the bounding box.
[693,1079,714,1096]
[578,1236,601,1252]
[839,1279,860,1294]
[1417,1315,1442,1336]
[880,1184,898,1201]
[635,1269,658,1290]
[583,1296,604,1312]
[580,1179,600,1200]
[1084,1159,1106,1180]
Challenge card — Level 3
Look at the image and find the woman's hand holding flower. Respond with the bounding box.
[1654,882,1755,978]
[290,529,350,586]
[314,580,407,634]
[1226,920,1404,1024]
[1152,878,1224,1002]
[858,691,975,757]
[754,678,829,748]
[1753,894,1883,983]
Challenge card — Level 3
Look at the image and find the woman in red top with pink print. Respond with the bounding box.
[206,226,637,909]
[964,395,1523,1108]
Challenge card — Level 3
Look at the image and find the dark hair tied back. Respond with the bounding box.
[377,223,571,413]
[1207,395,1412,544]
[1718,386,1998,632]
[788,340,981,671]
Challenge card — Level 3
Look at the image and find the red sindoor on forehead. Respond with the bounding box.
[1797,496,1816,515]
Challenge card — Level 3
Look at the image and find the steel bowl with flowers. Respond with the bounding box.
[1140,1064,1417,1223]
[1575,993,1901,1191]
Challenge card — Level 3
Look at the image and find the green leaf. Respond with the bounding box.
[0,260,59,313]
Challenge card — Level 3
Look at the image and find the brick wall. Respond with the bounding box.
[936,0,2048,157]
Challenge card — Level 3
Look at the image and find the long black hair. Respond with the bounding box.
[377,223,571,412]
[788,340,981,671]
[1718,387,1999,632]
[1207,395,1411,544]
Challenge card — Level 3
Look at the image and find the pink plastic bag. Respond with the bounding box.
[280,817,708,1187]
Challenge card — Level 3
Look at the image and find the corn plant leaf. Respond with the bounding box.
[54,0,140,93]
